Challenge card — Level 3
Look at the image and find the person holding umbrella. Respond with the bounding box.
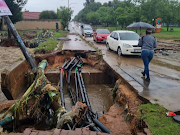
[138,28,157,82]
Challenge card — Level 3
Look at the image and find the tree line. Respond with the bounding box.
[4,0,73,31]
[73,0,180,31]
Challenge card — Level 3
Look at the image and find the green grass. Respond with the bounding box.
[33,30,69,53]
[34,38,58,53]
[58,41,64,50]
[15,57,23,62]
[54,30,69,38]
[93,25,180,41]
[80,36,102,56]
[138,104,180,135]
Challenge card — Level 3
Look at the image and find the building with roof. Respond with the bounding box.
[13,11,62,30]
[22,11,41,20]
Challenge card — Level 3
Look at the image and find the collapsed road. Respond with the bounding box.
[0,20,180,135]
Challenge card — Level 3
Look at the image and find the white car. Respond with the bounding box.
[106,30,141,56]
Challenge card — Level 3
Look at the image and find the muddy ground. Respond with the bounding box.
[0,46,34,102]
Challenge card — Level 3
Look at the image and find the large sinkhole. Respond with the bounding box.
[1,50,118,132]
[43,51,117,114]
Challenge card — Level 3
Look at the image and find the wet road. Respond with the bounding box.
[63,35,95,51]
[69,22,180,111]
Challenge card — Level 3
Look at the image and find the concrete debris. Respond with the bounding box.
[57,38,71,41]
[162,52,169,56]
[0,125,3,133]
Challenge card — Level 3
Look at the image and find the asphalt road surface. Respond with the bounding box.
[71,22,180,111]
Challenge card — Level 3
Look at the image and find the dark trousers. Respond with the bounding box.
[141,50,154,78]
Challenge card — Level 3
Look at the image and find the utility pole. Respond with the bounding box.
[68,0,69,8]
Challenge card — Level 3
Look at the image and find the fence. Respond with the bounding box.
[13,19,63,30]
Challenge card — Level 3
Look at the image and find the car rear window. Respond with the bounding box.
[84,27,92,30]
[97,30,110,34]
[119,33,140,40]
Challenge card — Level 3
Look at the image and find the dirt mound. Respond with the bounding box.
[0,100,17,113]
[0,39,17,47]
[98,103,132,135]
[98,79,148,134]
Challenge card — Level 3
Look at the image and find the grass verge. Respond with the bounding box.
[34,30,69,53]
[80,36,102,56]
[54,30,69,38]
[15,57,23,62]
[93,25,180,41]
[138,104,180,135]
[34,38,58,53]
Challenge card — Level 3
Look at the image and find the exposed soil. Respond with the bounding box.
[0,46,34,102]
[0,100,17,113]
[98,79,146,135]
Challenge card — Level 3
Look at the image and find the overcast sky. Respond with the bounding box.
[22,0,112,19]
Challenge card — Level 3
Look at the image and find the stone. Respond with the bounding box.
[137,132,146,135]
[23,128,32,135]
[144,128,152,135]
[53,129,61,135]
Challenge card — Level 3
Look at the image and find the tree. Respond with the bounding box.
[73,2,102,23]
[111,0,120,10]
[86,12,100,25]
[139,0,179,31]
[114,6,134,28]
[103,2,108,7]
[176,2,180,26]
[5,0,28,23]
[84,0,95,7]
[57,6,73,31]
[39,10,57,19]
[96,6,115,26]
[140,0,161,23]
[159,0,179,31]
[108,1,112,7]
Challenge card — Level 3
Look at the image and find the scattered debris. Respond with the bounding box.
[173,115,180,124]
[162,52,169,56]
[0,125,3,133]
[57,38,71,41]
[0,60,61,130]
[166,112,177,116]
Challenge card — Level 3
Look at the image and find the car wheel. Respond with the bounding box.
[106,43,110,50]
[93,36,95,41]
[117,47,122,56]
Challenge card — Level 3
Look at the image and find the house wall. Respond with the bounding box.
[13,19,63,30]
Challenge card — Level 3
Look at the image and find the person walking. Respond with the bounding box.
[138,28,157,82]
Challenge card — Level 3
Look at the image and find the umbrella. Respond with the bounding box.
[126,22,155,34]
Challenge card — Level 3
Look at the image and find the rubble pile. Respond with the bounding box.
[0,29,53,48]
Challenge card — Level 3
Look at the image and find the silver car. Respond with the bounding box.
[82,26,93,37]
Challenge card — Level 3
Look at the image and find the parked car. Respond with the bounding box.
[82,25,93,37]
[106,30,141,56]
[93,29,110,43]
